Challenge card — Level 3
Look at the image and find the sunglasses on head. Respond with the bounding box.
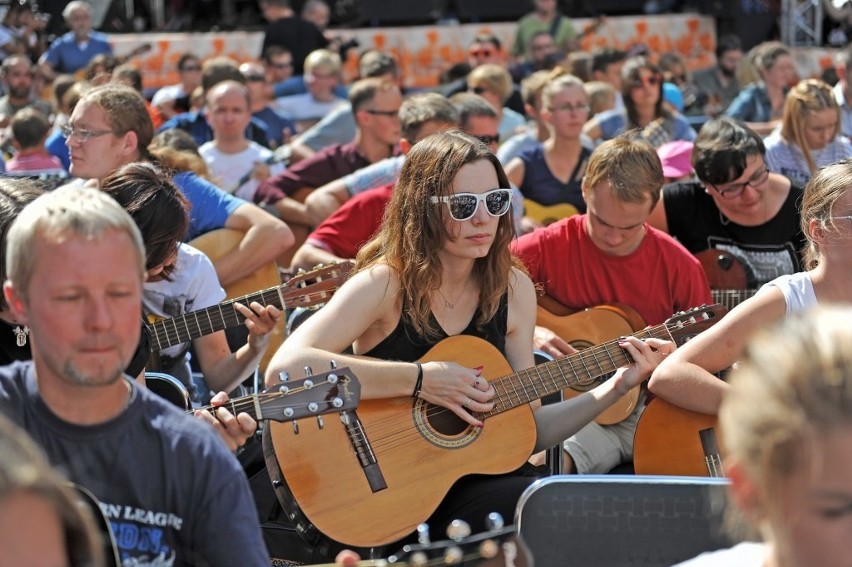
[430,188,513,221]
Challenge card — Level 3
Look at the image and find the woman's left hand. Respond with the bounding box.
[235,301,282,350]
[612,336,675,395]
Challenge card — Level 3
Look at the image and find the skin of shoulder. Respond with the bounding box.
[648,286,788,412]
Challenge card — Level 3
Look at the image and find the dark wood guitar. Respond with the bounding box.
[633,397,724,477]
[535,296,645,424]
[694,249,758,311]
[265,305,725,548]
[306,523,528,567]
[143,262,351,372]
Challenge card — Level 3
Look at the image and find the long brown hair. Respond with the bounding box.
[356,130,517,340]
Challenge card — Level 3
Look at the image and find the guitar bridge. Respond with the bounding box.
[341,410,387,493]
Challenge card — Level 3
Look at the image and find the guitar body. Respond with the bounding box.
[522,199,579,226]
[266,336,537,548]
[536,299,643,424]
[633,398,721,477]
[694,249,758,311]
[188,228,283,371]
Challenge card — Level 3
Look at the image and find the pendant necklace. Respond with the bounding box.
[437,279,470,310]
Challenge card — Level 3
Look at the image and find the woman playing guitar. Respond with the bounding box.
[264,131,673,549]
[649,158,852,414]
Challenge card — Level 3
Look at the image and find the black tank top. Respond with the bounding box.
[364,293,509,362]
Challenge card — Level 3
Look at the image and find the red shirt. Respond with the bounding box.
[511,214,712,325]
[307,183,394,259]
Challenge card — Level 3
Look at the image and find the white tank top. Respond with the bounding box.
[760,271,817,315]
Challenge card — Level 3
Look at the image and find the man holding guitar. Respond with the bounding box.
[0,185,270,566]
[264,131,673,552]
[511,135,711,474]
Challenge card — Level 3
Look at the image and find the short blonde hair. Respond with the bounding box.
[6,186,145,301]
[304,48,341,76]
[467,64,513,104]
[583,135,664,207]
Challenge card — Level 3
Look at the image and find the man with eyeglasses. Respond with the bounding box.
[255,77,401,263]
[647,117,805,289]
[239,61,296,149]
[512,135,711,475]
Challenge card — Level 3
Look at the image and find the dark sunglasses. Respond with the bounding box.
[430,188,513,221]
[631,74,660,88]
[180,65,201,72]
[475,134,500,146]
[244,75,266,82]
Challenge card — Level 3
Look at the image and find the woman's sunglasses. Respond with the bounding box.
[430,188,513,221]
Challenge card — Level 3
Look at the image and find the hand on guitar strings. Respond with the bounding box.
[419,361,496,427]
[194,391,257,452]
[533,325,580,358]
[611,336,675,395]
[234,301,282,351]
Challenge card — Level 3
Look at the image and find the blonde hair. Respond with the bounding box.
[356,130,517,340]
[780,79,840,174]
[584,80,616,117]
[583,135,664,207]
[798,158,852,269]
[304,48,341,76]
[721,306,852,534]
[6,186,146,301]
[541,74,586,110]
[468,64,513,104]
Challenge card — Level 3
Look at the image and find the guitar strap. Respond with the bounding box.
[548,14,564,39]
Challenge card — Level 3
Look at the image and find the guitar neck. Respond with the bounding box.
[711,288,757,311]
[148,286,287,350]
[481,325,671,417]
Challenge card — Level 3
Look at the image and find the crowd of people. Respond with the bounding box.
[1,0,852,566]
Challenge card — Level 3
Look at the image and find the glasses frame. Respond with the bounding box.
[61,124,115,143]
[549,103,591,114]
[430,188,513,221]
[709,166,770,199]
[475,134,500,146]
[364,108,399,117]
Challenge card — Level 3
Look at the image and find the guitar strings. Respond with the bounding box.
[351,323,684,454]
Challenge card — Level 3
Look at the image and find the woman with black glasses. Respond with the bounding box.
[583,56,696,148]
[647,117,805,289]
[650,158,852,417]
[263,130,670,555]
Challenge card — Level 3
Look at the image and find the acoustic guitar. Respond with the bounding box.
[143,261,352,353]
[264,305,725,548]
[694,249,759,311]
[522,199,579,227]
[633,397,724,477]
[305,523,528,567]
[535,296,645,425]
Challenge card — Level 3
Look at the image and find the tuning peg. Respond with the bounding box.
[446,519,471,541]
[332,396,344,408]
[292,420,299,434]
[304,366,313,377]
[278,371,289,382]
[326,372,339,385]
[307,402,319,413]
[485,512,504,530]
[444,545,463,564]
[329,360,338,370]
[316,415,324,429]
[416,523,430,546]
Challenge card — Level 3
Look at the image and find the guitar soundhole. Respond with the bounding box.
[413,400,479,448]
[429,407,468,436]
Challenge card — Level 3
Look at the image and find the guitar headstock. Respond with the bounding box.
[260,367,361,424]
[664,304,728,346]
[389,519,530,567]
[280,261,354,310]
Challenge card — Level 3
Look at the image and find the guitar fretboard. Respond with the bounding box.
[145,271,345,350]
[711,288,757,312]
[481,326,674,417]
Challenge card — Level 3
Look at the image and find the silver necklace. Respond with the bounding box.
[436,280,470,310]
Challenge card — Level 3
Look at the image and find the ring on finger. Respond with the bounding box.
[464,397,472,408]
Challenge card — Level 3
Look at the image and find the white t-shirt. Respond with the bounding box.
[198,141,285,201]
[273,92,346,123]
[760,271,818,316]
[672,541,766,566]
[143,243,225,382]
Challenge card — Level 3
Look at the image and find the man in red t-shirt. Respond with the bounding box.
[511,135,712,474]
